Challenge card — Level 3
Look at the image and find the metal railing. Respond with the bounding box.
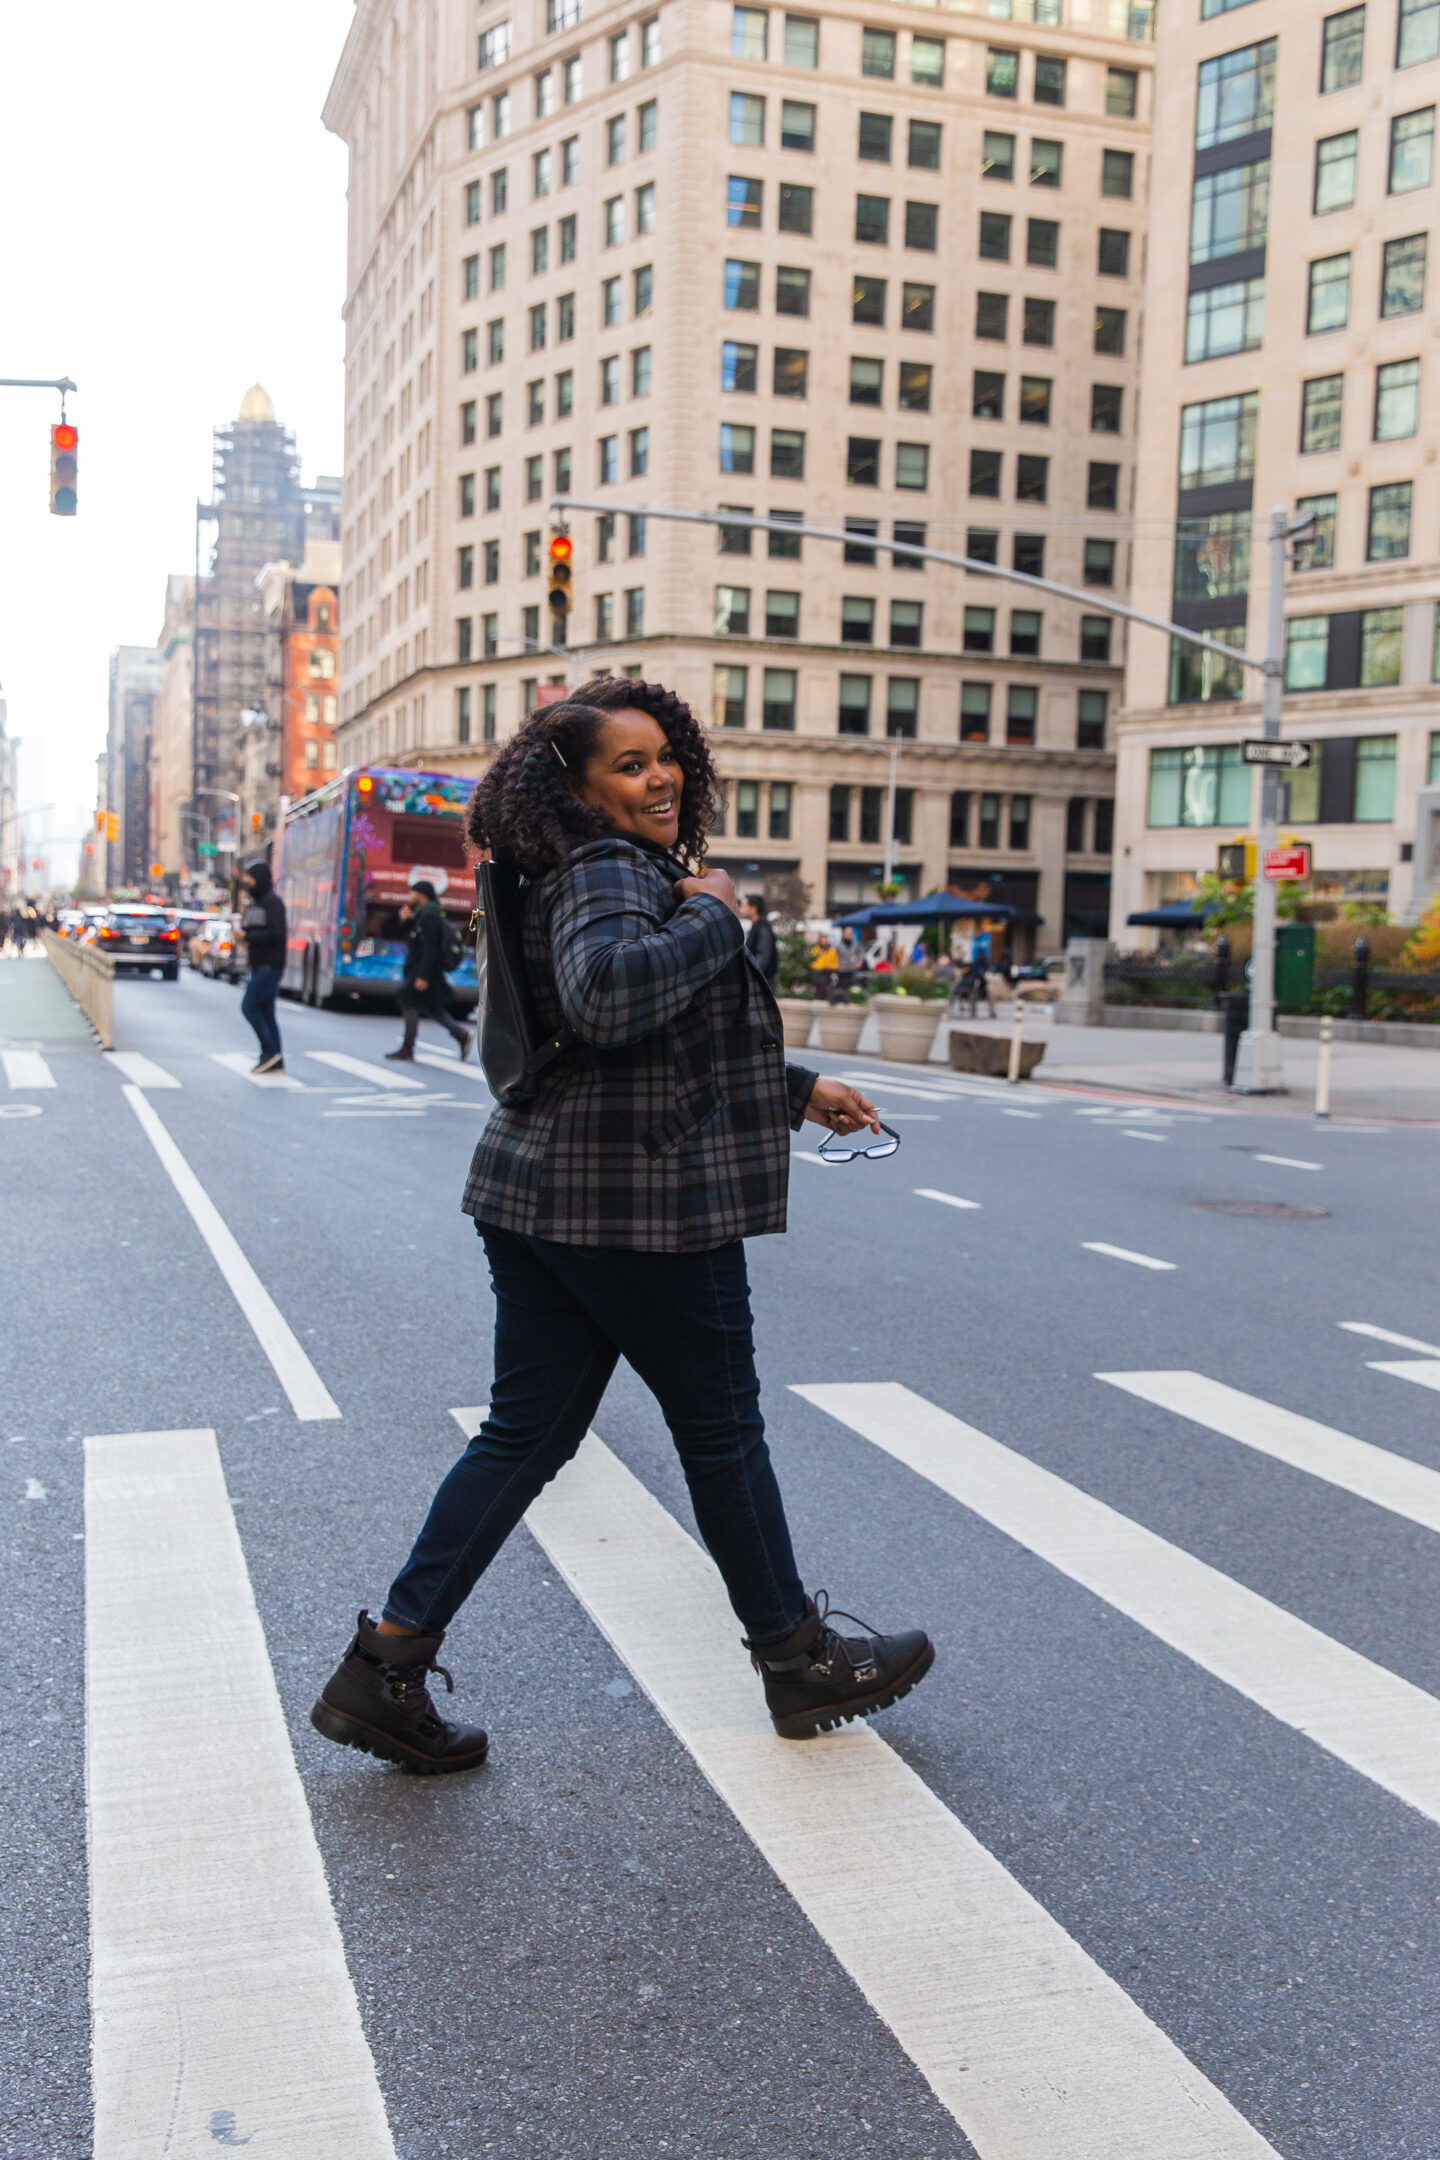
[42,930,114,1048]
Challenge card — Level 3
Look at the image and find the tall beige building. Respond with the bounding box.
[150,576,195,882]
[325,0,1154,945]
[1116,0,1440,935]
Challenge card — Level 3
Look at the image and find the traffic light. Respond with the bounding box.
[547,529,573,615]
[49,422,78,516]
[93,809,105,832]
[105,812,119,843]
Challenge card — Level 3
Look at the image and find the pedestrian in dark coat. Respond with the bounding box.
[313,677,933,1774]
[740,894,778,989]
[239,862,287,1074]
[387,880,473,1062]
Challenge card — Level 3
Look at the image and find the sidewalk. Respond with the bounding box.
[0,953,100,1053]
[935,1006,1440,1122]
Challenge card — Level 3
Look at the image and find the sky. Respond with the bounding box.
[0,0,356,888]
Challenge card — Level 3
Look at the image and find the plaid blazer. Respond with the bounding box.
[462,839,817,1251]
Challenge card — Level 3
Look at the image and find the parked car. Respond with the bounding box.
[194,917,246,983]
[92,905,182,980]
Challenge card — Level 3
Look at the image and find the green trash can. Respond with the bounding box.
[1274,921,1316,1011]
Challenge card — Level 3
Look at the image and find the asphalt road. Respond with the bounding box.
[4,958,1439,2160]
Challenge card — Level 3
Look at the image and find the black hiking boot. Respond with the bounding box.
[745,1593,934,1739]
[310,1612,489,1774]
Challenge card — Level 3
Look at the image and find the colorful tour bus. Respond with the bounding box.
[274,767,479,1008]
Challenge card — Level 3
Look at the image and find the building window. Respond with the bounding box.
[1016,454,1048,501]
[978,213,1013,267]
[970,449,1002,497]
[523,603,543,650]
[1322,5,1366,88]
[463,253,480,301]
[529,304,547,350]
[1088,461,1119,510]
[1027,218,1059,266]
[904,201,938,250]
[963,607,996,653]
[771,428,805,478]
[895,442,929,489]
[889,600,922,648]
[830,784,852,841]
[863,26,896,77]
[1009,796,1031,850]
[1367,481,1412,559]
[1315,130,1359,212]
[847,436,881,485]
[597,435,618,484]
[1005,685,1037,744]
[1014,532,1044,578]
[885,678,919,738]
[478,21,512,70]
[762,671,797,731]
[859,110,892,162]
[553,446,572,492]
[484,538,501,584]
[769,347,807,398]
[733,5,768,59]
[768,509,802,558]
[715,665,748,727]
[842,596,877,644]
[558,292,576,339]
[467,105,484,152]
[1307,252,1351,333]
[967,527,998,567]
[1361,609,1403,685]
[492,168,509,213]
[844,516,878,563]
[911,33,944,85]
[849,358,883,407]
[1080,615,1113,664]
[838,675,872,735]
[1010,610,1042,657]
[898,364,931,412]
[458,545,475,590]
[623,587,645,637]
[973,370,1004,420]
[635,182,657,233]
[1082,537,1116,587]
[528,377,546,426]
[779,100,818,157]
[457,686,472,744]
[1399,0,1440,64]
[1098,228,1131,279]
[483,614,500,660]
[1381,232,1427,316]
[1375,357,1420,438]
[1077,688,1107,749]
[960,684,991,742]
[1172,509,1251,603]
[765,590,800,638]
[456,617,474,663]
[1035,53,1067,105]
[855,193,890,244]
[902,282,935,330]
[561,136,580,187]
[1294,492,1337,570]
[1107,66,1138,116]
[555,368,575,417]
[720,421,756,473]
[715,585,751,635]
[976,291,1008,340]
[459,472,477,519]
[767,780,794,839]
[1190,160,1270,264]
[723,259,760,313]
[777,264,811,313]
[1179,392,1258,487]
[987,46,1019,97]
[1196,40,1277,151]
[608,114,627,164]
[1021,375,1052,423]
[909,120,942,173]
[1095,306,1127,354]
[629,427,649,476]
[462,400,478,445]
[1185,276,1265,362]
[1030,139,1063,187]
[978,794,1001,849]
[487,319,505,365]
[1390,107,1435,190]
[1147,743,1252,826]
[782,11,818,64]
[778,182,814,234]
[547,0,581,27]
[1091,383,1123,433]
[1102,148,1134,198]
[983,130,1015,182]
[718,506,754,556]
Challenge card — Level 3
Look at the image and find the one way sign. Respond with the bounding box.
[1242,739,1312,768]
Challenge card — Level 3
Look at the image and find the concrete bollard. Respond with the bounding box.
[1314,1013,1333,1120]
[1007,1000,1025,1084]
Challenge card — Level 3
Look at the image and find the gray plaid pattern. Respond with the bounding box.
[462,839,817,1251]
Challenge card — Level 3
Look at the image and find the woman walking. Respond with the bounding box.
[313,678,932,1773]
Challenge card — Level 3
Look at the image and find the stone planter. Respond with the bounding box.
[948,1028,1046,1079]
[775,997,818,1048]
[873,993,944,1062]
[814,1004,868,1053]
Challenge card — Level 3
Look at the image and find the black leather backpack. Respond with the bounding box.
[472,858,575,1104]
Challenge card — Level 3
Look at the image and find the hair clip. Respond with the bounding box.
[550,739,569,769]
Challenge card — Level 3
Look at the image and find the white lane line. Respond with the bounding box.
[1368,1360,1440,1395]
[1340,1321,1440,1356]
[103,1051,180,1089]
[412,1048,491,1086]
[1002,1107,1042,1119]
[121,1086,340,1420]
[210,1050,307,1091]
[2,1049,55,1087]
[1082,1241,1176,1271]
[305,1050,428,1092]
[1121,1130,1167,1143]
[502,1420,1278,2160]
[916,1187,982,1210]
[1254,1154,1323,1171]
[1098,1371,1440,1536]
[794,1383,1440,1830]
[86,1428,394,2159]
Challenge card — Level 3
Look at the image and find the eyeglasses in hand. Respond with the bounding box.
[817,1121,901,1165]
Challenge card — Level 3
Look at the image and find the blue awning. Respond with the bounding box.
[834,894,1016,929]
[1126,902,1217,928]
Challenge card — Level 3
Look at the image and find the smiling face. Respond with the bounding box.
[576,711,682,849]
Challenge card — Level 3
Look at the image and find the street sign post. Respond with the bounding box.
[1243,740,1312,769]
[1263,844,1311,881]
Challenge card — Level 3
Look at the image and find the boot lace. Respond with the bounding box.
[383,1652,454,1735]
[807,1591,881,1683]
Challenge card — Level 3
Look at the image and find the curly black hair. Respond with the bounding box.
[466,677,721,877]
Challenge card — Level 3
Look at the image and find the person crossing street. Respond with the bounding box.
[387,878,473,1063]
[239,862,287,1075]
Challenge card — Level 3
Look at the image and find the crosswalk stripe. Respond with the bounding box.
[2,1048,55,1087]
[1340,1321,1440,1356]
[793,1382,1440,1829]
[460,1412,1278,2160]
[210,1050,307,1090]
[411,1047,491,1085]
[85,1427,395,2159]
[1083,1241,1176,1271]
[305,1050,427,1092]
[1097,1371,1440,1535]
[103,1051,180,1089]
[121,1086,340,1420]
[1368,1359,1440,1395]
[915,1186,982,1210]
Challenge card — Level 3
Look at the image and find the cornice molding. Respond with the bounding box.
[323,0,386,141]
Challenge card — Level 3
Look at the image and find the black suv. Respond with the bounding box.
[93,906,182,980]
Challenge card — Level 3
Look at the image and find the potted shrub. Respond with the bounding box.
[815,986,869,1052]
[873,972,946,1062]
[775,993,818,1047]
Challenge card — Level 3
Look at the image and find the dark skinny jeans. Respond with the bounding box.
[384,1226,806,1645]
[240,964,284,1062]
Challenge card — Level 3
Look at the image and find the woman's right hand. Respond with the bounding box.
[676,867,739,915]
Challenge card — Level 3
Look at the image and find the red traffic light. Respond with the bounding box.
[53,423,78,451]
[548,533,573,564]
[50,421,78,516]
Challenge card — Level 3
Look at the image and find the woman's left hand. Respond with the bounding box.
[803,1078,880,1135]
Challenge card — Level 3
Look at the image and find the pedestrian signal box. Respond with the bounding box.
[50,422,78,516]
[547,530,573,615]
[1217,840,1254,880]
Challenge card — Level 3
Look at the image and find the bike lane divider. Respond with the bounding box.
[103,1051,180,1088]
[121,1084,341,1421]
[85,1426,395,2160]
[305,1050,427,1092]
[457,1407,1278,2160]
[793,1382,1440,1831]
[1097,1371,1440,1534]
